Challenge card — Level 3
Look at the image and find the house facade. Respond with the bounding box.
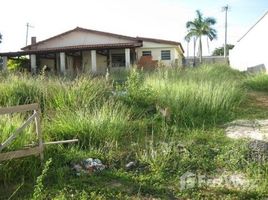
[229,11,268,72]
[0,27,184,75]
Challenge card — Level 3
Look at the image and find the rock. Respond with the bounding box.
[248,140,268,162]
[225,119,268,141]
[225,119,268,163]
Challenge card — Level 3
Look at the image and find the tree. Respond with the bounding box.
[212,44,234,56]
[185,10,217,63]
[0,33,2,44]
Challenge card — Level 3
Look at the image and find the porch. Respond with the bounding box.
[0,43,140,75]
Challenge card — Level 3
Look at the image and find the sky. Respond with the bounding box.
[0,0,267,56]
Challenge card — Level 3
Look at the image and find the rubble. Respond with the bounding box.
[71,158,106,175]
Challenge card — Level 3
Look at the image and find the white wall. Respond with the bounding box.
[229,12,268,72]
[33,30,135,49]
[82,51,107,74]
[136,41,183,66]
[40,58,55,72]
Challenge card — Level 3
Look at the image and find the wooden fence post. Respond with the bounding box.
[34,107,44,162]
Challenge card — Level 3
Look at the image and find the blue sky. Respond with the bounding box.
[0,0,267,55]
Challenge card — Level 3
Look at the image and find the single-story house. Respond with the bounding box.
[0,27,184,75]
[229,11,268,72]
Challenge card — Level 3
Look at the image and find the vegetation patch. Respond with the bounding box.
[0,65,268,199]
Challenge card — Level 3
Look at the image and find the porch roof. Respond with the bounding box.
[0,42,142,57]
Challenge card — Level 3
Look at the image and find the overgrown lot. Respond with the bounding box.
[1,65,268,199]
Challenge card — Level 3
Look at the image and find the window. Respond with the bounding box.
[111,54,125,67]
[142,51,152,56]
[161,50,171,60]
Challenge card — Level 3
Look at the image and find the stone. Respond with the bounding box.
[225,119,268,163]
[248,140,268,162]
[225,119,268,142]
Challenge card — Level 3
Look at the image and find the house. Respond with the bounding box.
[0,27,184,75]
[229,11,268,72]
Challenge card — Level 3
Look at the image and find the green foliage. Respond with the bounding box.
[1,65,268,199]
[143,65,245,126]
[212,44,234,56]
[32,158,52,200]
[119,68,155,108]
[45,100,141,148]
[7,57,29,71]
[185,10,217,62]
[244,73,268,92]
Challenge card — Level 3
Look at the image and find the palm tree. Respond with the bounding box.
[184,35,197,66]
[185,10,217,63]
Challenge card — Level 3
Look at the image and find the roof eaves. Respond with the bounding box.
[137,37,184,53]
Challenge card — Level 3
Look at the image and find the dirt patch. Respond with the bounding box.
[225,119,268,141]
[248,91,268,107]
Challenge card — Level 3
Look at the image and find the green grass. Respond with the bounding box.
[244,73,268,92]
[0,65,268,199]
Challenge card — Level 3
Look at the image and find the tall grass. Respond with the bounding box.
[0,65,252,199]
[0,73,110,111]
[45,100,144,147]
[244,73,268,92]
[131,65,245,126]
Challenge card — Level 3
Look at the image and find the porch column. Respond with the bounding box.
[91,50,97,73]
[30,54,37,74]
[60,52,66,75]
[125,48,130,68]
[2,56,7,71]
[109,50,112,68]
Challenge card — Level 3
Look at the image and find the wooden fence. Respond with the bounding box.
[0,104,78,162]
[0,103,44,162]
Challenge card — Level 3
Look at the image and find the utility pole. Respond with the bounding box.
[222,5,229,58]
[25,23,34,46]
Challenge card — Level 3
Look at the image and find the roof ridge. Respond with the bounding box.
[21,27,139,50]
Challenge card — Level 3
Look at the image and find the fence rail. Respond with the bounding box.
[0,103,43,161]
[0,103,78,163]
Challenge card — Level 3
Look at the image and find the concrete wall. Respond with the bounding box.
[184,56,228,67]
[229,12,268,72]
[39,58,55,72]
[79,51,107,74]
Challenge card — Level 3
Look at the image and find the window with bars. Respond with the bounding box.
[111,54,125,67]
[142,51,152,56]
[161,50,171,60]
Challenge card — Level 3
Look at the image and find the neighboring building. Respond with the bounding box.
[0,27,184,74]
[229,11,268,72]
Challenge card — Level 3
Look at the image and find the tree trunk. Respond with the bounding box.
[199,36,202,63]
